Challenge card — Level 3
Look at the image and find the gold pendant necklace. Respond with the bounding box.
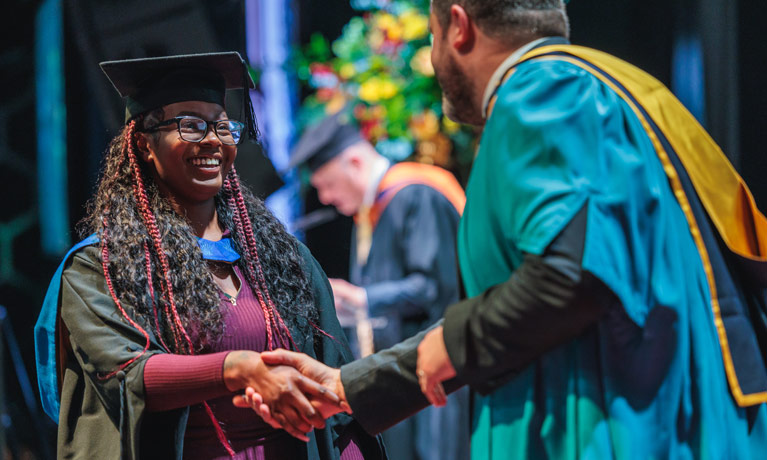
[222,291,237,306]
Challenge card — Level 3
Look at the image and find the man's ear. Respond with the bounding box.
[449,5,475,52]
[346,155,362,175]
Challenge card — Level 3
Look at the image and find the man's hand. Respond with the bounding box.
[223,350,341,441]
[329,278,367,312]
[262,349,351,417]
[232,350,351,440]
[416,325,456,407]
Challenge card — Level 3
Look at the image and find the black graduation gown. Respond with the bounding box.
[55,242,385,459]
[349,183,470,460]
[350,183,461,350]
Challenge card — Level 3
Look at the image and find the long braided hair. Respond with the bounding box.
[80,118,318,455]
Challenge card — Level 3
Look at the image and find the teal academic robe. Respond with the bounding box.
[451,44,767,459]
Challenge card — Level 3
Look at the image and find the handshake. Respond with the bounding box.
[227,349,349,442]
[225,325,456,441]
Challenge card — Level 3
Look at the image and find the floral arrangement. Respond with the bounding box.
[295,0,476,177]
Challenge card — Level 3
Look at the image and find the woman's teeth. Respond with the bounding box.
[190,158,221,166]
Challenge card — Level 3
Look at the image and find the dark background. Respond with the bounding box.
[1,1,764,458]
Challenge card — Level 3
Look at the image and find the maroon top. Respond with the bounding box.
[144,266,364,460]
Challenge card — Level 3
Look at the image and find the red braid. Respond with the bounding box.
[124,121,193,354]
[234,170,295,349]
[225,171,295,350]
[223,176,279,349]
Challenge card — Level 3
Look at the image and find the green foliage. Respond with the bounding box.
[294,0,476,173]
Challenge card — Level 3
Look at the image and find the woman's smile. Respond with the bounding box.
[188,155,225,176]
[189,156,222,167]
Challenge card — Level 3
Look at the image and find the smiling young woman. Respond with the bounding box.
[34,52,384,460]
[138,102,239,212]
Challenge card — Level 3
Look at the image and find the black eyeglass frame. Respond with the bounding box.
[140,115,245,145]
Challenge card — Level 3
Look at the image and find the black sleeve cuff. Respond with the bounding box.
[340,321,463,434]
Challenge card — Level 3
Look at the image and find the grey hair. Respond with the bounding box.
[431,0,569,44]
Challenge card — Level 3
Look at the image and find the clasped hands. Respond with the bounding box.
[230,325,457,440]
[224,349,348,442]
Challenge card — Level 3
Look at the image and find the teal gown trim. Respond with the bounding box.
[35,234,99,423]
[457,57,767,458]
[196,236,240,263]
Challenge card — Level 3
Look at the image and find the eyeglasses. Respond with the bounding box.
[141,116,245,145]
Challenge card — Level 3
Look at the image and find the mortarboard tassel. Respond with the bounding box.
[242,65,261,143]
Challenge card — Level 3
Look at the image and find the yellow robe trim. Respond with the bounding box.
[493,44,767,407]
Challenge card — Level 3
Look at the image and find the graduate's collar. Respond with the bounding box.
[362,156,391,209]
[481,37,570,119]
[196,233,240,263]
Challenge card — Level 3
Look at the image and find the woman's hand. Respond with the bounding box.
[260,349,350,417]
[223,350,340,441]
[231,350,351,439]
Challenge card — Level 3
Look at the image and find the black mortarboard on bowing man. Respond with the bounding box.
[286,108,364,173]
[99,52,259,141]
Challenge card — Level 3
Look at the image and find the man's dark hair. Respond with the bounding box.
[431,0,569,44]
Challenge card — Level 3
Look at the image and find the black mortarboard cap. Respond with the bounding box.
[287,109,363,172]
[99,52,259,140]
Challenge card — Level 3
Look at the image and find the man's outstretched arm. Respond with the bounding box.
[338,322,465,434]
[236,323,465,436]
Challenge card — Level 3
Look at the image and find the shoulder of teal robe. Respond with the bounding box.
[459,58,605,297]
[461,54,703,324]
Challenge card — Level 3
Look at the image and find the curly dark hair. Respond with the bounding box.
[80,119,317,355]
